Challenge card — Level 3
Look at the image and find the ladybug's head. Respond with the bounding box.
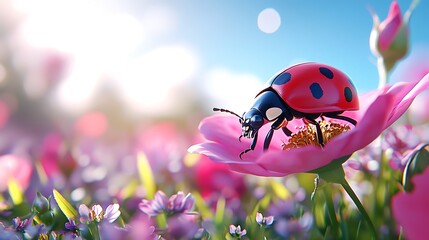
[213,107,263,139]
[241,108,264,138]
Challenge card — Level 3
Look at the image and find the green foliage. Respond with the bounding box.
[403,144,429,191]
[52,189,78,221]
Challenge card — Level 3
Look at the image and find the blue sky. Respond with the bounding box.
[171,0,428,92]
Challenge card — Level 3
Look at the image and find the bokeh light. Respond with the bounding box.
[257,8,281,34]
[74,111,108,138]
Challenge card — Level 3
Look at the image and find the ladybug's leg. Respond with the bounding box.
[264,118,285,150]
[264,129,274,150]
[282,126,292,136]
[240,131,258,160]
[324,113,357,126]
[305,118,324,146]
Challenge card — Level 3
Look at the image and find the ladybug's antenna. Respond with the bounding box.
[213,107,243,121]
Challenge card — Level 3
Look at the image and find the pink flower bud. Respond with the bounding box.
[369,1,414,71]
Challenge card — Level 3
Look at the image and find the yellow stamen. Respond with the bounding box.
[282,120,351,150]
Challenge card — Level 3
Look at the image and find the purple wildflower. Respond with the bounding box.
[383,125,420,170]
[139,191,168,216]
[229,225,247,238]
[167,191,194,214]
[0,223,20,239]
[12,217,29,232]
[166,215,201,239]
[65,218,78,232]
[104,204,121,223]
[78,203,121,223]
[139,191,194,217]
[256,212,274,227]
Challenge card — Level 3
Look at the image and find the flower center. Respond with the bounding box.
[282,120,351,150]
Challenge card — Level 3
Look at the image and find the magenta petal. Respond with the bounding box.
[392,168,429,239]
[189,143,279,176]
[256,93,394,175]
[386,74,429,126]
[378,1,403,51]
[199,115,242,144]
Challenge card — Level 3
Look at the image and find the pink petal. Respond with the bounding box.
[183,193,195,211]
[266,216,274,225]
[0,155,33,191]
[92,205,103,216]
[255,93,393,175]
[386,75,429,126]
[104,204,121,223]
[378,1,403,51]
[392,167,429,239]
[189,142,283,176]
[153,191,168,210]
[79,204,91,222]
[256,212,263,223]
[229,225,237,234]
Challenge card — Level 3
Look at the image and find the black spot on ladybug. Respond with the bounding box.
[273,72,291,85]
[310,82,323,99]
[319,67,334,79]
[344,87,353,102]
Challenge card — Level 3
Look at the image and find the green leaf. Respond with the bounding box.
[137,152,156,199]
[8,179,24,205]
[249,194,271,224]
[214,197,226,226]
[402,144,429,192]
[53,189,78,220]
[192,191,213,219]
[269,179,290,200]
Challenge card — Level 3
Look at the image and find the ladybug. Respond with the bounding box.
[214,62,359,158]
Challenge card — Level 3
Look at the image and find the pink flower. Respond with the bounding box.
[39,133,77,179]
[135,122,190,174]
[189,74,429,177]
[0,154,32,191]
[194,156,246,199]
[392,167,429,239]
[370,1,408,58]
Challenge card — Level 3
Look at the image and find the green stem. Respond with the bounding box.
[323,186,340,237]
[377,57,387,89]
[87,222,101,240]
[340,178,378,239]
[313,158,378,239]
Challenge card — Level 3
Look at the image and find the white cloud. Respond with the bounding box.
[202,68,264,113]
[12,1,193,115]
[113,45,199,115]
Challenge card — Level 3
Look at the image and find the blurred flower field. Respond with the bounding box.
[1,0,429,239]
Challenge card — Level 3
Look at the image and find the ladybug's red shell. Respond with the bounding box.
[262,62,359,113]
